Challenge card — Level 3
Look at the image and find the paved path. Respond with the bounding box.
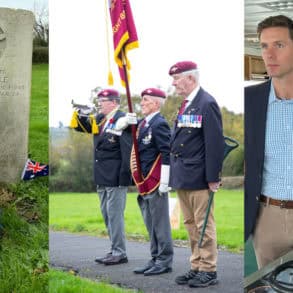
[50,231,243,293]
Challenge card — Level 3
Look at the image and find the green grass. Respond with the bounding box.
[0,64,49,293]
[49,189,244,252]
[49,270,138,293]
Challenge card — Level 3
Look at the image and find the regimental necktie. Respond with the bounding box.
[140,119,146,129]
[178,99,188,115]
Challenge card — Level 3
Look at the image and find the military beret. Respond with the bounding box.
[141,88,166,99]
[97,89,120,99]
[168,61,198,75]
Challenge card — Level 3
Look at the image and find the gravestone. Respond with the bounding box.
[0,8,34,183]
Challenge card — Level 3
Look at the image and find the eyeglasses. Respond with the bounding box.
[98,98,111,103]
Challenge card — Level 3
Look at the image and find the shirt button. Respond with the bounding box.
[180,144,184,147]
[256,196,259,200]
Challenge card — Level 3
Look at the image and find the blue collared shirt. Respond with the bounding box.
[261,82,293,200]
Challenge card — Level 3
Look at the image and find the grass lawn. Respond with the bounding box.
[49,270,138,293]
[0,64,49,292]
[49,189,244,252]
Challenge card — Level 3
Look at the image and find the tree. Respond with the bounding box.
[33,1,49,47]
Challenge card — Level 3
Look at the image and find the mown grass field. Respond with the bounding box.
[49,270,138,293]
[49,189,244,252]
[0,64,49,293]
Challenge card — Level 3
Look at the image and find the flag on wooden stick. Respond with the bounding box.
[108,0,139,86]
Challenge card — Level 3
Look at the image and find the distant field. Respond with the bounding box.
[49,189,244,252]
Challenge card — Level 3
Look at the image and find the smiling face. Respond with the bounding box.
[140,95,160,116]
[260,27,293,79]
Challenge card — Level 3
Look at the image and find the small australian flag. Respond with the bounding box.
[21,159,49,180]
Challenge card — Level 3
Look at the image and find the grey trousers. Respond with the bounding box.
[137,190,174,268]
[97,186,127,257]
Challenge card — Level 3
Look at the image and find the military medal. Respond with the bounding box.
[177,114,202,128]
[142,128,152,145]
[108,136,116,143]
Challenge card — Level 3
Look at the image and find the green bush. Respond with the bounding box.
[33,47,48,64]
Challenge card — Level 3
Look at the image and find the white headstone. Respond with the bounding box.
[0,8,34,183]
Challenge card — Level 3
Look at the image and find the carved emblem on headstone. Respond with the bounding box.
[0,27,6,59]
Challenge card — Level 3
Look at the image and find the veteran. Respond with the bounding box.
[117,88,174,276]
[168,61,224,288]
[71,88,132,265]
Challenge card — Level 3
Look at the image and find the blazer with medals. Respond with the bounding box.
[75,110,133,187]
[138,113,171,178]
[169,87,224,190]
[245,80,270,241]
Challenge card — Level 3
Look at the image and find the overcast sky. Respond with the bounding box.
[0,0,46,11]
[1,0,245,127]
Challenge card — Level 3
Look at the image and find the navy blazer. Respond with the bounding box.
[138,113,171,178]
[75,110,133,187]
[245,80,270,241]
[169,87,224,190]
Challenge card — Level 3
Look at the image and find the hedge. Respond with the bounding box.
[33,46,48,64]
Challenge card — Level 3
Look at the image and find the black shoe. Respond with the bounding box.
[133,263,154,274]
[144,265,172,276]
[103,255,128,265]
[188,271,218,288]
[95,253,112,264]
[175,270,199,285]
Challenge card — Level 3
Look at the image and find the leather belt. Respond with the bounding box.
[260,195,293,209]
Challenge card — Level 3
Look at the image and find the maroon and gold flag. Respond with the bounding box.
[108,0,139,86]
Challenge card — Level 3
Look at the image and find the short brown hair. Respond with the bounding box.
[257,15,293,40]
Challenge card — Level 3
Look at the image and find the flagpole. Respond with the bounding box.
[121,49,142,182]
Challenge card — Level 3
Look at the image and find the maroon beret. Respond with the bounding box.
[97,89,120,99]
[168,61,198,75]
[141,88,166,99]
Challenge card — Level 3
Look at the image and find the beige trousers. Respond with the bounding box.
[177,189,217,272]
[253,202,293,269]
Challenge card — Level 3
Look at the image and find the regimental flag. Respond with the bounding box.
[21,159,49,181]
[108,0,139,86]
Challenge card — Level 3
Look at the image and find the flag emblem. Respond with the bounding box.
[21,159,49,180]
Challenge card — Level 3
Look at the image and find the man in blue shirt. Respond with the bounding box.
[245,15,293,269]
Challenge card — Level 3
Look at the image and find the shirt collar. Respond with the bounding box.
[268,81,277,105]
[186,85,200,102]
[145,111,159,124]
[105,106,119,120]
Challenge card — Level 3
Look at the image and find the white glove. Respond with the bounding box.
[126,112,137,124]
[115,113,137,130]
[159,164,170,195]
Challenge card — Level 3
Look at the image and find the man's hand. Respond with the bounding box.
[208,182,221,193]
[115,113,137,130]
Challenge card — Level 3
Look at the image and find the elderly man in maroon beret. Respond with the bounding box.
[71,88,133,265]
[117,87,174,276]
[168,61,224,288]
